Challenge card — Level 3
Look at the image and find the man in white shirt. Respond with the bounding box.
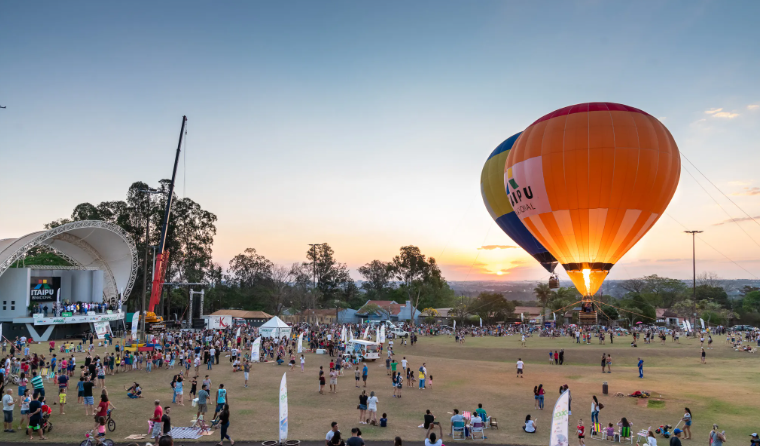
[516,358,524,378]
[2,388,15,432]
[401,357,407,371]
[325,421,339,446]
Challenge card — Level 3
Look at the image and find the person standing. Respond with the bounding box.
[670,429,683,446]
[637,358,644,378]
[214,384,227,418]
[362,363,368,388]
[367,391,379,425]
[606,354,612,373]
[591,396,600,426]
[27,396,46,441]
[681,408,692,440]
[600,354,606,373]
[216,403,232,444]
[418,363,427,390]
[2,388,15,433]
[243,361,250,388]
[196,384,209,420]
[516,358,524,378]
[709,425,726,446]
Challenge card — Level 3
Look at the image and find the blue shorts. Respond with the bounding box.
[18,386,26,396]
[84,396,94,405]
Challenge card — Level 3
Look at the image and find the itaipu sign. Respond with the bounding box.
[33,311,124,326]
[30,277,61,302]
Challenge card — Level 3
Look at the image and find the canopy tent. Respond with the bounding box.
[259,316,292,339]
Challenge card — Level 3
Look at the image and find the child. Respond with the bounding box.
[77,376,85,404]
[58,387,66,414]
[577,419,585,446]
[380,413,388,427]
[97,416,107,439]
[428,375,433,389]
[606,423,615,441]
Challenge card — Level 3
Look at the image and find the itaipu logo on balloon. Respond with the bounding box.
[502,102,680,297]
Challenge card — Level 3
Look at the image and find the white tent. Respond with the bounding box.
[259,316,292,339]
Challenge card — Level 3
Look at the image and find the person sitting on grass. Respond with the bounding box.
[125,382,142,398]
[523,414,537,433]
[380,413,387,427]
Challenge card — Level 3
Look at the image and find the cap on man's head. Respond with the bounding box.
[674,429,682,435]
[750,433,758,438]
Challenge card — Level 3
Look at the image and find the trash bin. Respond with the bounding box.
[603,381,608,395]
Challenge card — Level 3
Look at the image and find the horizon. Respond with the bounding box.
[2,2,759,284]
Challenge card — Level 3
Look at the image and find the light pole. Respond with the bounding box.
[308,243,326,324]
[685,230,703,333]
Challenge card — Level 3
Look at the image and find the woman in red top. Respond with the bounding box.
[94,394,115,428]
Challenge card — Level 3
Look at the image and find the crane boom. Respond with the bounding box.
[148,115,187,315]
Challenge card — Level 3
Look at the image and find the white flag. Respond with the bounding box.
[453,320,456,330]
[236,327,241,338]
[350,329,354,341]
[379,325,386,343]
[279,373,288,443]
[341,326,347,343]
[297,333,303,353]
[521,312,524,322]
[131,312,140,339]
[550,390,570,446]
[251,337,261,362]
[553,312,556,321]
[479,317,482,327]
[363,326,369,339]
[700,318,705,329]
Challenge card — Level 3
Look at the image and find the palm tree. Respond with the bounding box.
[534,282,553,323]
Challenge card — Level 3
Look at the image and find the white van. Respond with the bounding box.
[345,339,380,361]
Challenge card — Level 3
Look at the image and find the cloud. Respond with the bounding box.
[704,108,739,119]
[748,104,759,110]
[729,180,752,186]
[657,258,689,263]
[731,187,760,196]
[478,245,517,250]
[712,215,760,226]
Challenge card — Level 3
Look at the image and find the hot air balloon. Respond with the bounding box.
[504,102,680,305]
[481,133,559,277]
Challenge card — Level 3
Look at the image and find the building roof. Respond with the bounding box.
[435,308,452,317]
[210,310,272,319]
[656,308,679,318]
[357,300,404,316]
[0,220,138,305]
[514,306,543,317]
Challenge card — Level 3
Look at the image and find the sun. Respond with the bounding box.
[496,271,504,276]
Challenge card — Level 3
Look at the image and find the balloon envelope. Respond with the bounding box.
[504,103,680,296]
[481,132,558,273]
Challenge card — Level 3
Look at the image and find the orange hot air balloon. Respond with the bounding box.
[504,102,680,297]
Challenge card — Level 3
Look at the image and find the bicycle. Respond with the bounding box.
[105,408,116,432]
[79,428,114,446]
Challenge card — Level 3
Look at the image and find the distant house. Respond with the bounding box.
[282,308,359,325]
[656,308,685,327]
[356,300,421,322]
[514,306,545,323]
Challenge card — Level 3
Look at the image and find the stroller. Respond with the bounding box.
[41,412,54,434]
[655,421,681,438]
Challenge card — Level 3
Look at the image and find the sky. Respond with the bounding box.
[1,1,760,284]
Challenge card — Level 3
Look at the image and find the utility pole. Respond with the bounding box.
[685,230,703,335]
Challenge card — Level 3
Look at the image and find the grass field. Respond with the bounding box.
[4,332,758,444]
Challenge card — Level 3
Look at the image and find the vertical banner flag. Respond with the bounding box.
[550,390,570,446]
[297,333,303,353]
[350,329,354,341]
[131,312,140,339]
[363,326,369,339]
[480,317,483,327]
[279,373,288,443]
[453,320,456,330]
[700,318,705,329]
[252,337,261,363]
[379,325,386,343]
[521,313,524,322]
[236,327,241,338]
[341,326,347,343]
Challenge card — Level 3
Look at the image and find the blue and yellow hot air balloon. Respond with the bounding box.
[481,133,558,274]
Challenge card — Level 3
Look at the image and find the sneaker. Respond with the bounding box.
[7,429,15,433]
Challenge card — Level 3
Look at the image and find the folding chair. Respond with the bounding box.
[471,421,486,440]
[452,420,466,440]
[635,427,651,445]
[619,426,633,444]
[489,417,498,430]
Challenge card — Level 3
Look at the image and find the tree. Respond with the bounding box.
[304,244,354,305]
[227,248,274,288]
[391,246,448,326]
[742,291,760,313]
[421,308,439,323]
[533,283,552,321]
[471,292,515,323]
[46,180,218,313]
[695,284,730,309]
[358,260,394,296]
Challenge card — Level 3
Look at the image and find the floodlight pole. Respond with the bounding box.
[308,243,326,324]
[684,230,703,334]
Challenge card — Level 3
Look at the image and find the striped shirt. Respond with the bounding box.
[31,375,44,389]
